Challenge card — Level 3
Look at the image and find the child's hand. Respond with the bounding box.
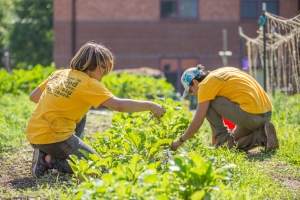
[150,103,166,118]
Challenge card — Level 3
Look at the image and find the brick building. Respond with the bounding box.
[53,0,299,92]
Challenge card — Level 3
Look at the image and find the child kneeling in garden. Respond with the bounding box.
[26,41,165,178]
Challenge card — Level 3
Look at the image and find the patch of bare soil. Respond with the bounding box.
[0,112,110,199]
[0,149,36,190]
[268,161,300,194]
[246,149,300,197]
[85,110,112,134]
[114,67,164,78]
[0,146,72,199]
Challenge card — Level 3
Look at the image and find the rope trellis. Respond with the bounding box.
[240,12,300,95]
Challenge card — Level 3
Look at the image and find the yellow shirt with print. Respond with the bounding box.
[197,67,273,114]
[26,69,114,144]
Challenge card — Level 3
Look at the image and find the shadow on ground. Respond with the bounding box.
[246,148,277,162]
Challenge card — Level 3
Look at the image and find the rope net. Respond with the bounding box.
[240,12,300,95]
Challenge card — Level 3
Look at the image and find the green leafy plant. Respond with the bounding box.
[69,153,234,199]
[84,98,191,164]
[0,65,177,100]
[102,72,176,100]
[0,64,56,95]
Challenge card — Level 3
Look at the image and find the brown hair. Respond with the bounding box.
[70,42,115,76]
[190,64,210,86]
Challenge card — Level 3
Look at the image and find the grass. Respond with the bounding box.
[0,92,299,199]
[0,93,34,153]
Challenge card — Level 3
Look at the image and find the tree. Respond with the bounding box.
[0,0,15,46]
[0,0,14,69]
[9,0,53,69]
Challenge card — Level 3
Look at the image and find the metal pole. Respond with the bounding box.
[262,3,267,92]
[239,27,243,69]
[271,26,275,95]
[222,29,228,66]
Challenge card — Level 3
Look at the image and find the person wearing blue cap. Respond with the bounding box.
[170,64,278,152]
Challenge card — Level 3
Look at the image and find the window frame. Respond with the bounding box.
[160,0,199,20]
[241,0,279,19]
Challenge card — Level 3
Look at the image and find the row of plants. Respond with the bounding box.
[102,72,176,100]
[0,65,176,100]
[0,64,56,95]
[68,98,236,199]
[65,92,300,199]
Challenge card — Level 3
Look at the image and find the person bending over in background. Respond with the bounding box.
[26,41,166,178]
[170,64,278,152]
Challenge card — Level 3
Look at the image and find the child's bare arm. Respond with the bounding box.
[102,97,165,118]
[29,87,43,103]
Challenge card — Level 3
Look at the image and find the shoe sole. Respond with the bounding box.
[265,123,279,152]
[30,148,39,179]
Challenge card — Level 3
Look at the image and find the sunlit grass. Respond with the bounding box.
[0,93,34,153]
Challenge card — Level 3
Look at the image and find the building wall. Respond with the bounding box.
[53,0,73,68]
[280,0,299,18]
[75,0,159,20]
[53,0,299,83]
[200,0,240,20]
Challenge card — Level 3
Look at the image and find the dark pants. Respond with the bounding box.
[205,97,272,150]
[32,115,99,174]
[74,115,86,139]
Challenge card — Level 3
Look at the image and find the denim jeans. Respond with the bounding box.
[31,115,100,174]
[205,97,272,150]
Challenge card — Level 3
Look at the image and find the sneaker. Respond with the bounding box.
[264,122,279,152]
[215,135,236,149]
[30,148,52,178]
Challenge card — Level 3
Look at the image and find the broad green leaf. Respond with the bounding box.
[191,190,205,200]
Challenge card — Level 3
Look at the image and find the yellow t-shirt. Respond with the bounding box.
[26,69,114,144]
[197,67,273,114]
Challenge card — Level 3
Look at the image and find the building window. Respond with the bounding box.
[160,0,198,19]
[241,0,278,19]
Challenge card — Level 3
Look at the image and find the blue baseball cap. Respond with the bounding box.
[181,67,202,97]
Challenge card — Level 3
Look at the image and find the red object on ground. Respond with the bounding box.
[211,117,236,145]
[222,117,236,131]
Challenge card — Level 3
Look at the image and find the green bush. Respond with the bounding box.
[0,65,177,99]
[0,64,56,95]
[103,72,176,99]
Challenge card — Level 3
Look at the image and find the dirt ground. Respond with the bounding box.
[0,111,112,199]
[0,147,71,196]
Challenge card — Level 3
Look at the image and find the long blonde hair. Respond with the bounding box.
[70,42,114,76]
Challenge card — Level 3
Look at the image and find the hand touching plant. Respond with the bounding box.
[149,102,166,118]
[170,139,184,151]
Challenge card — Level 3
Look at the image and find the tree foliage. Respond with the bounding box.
[0,0,14,47]
[8,0,53,69]
[0,0,15,68]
